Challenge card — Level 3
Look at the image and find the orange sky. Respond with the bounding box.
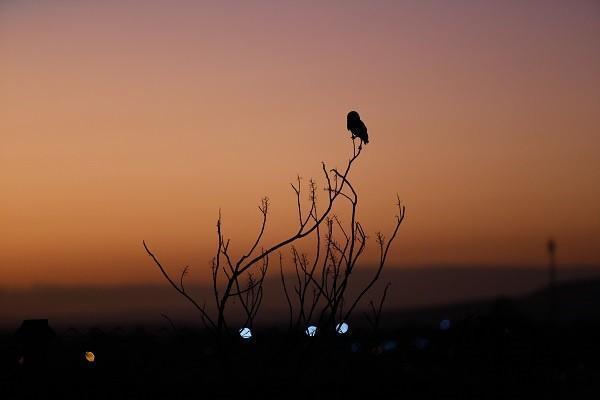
[1,0,599,288]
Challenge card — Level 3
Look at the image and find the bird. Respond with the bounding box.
[346,111,369,145]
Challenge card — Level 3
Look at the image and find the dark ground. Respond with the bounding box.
[2,280,600,399]
[1,318,599,399]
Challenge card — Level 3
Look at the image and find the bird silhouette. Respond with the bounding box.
[347,111,369,145]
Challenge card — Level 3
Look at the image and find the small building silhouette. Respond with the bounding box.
[15,319,56,367]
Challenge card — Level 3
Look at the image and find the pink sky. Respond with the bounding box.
[1,0,599,287]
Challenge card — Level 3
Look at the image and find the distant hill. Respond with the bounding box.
[1,265,599,329]
[380,277,600,327]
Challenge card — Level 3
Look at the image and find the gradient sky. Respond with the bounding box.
[1,0,599,288]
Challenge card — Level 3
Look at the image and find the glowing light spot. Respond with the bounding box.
[305,325,318,337]
[382,340,398,352]
[336,322,349,335]
[239,327,252,339]
[18,356,24,365]
[440,319,451,331]
[85,351,95,363]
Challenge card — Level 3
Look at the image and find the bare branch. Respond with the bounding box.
[179,265,190,293]
[279,253,294,329]
[161,313,177,333]
[238,197,270,265]
[343,202,406,321]
[143,241,216,331]
[236,145,362,276]
[365,281,391,332]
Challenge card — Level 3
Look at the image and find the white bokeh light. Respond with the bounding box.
[305,325,318,337]
[239,327,252,339]
[336,322,349,335]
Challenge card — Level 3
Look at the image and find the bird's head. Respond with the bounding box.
[347,110,361,122]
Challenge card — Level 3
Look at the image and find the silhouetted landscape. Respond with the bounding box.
[2,265,600,329]
[3,273,600,399]
[3,1,599,398]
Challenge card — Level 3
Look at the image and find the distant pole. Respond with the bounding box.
[547,238,557,323]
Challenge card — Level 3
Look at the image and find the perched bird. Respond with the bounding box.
[346,111,369,144]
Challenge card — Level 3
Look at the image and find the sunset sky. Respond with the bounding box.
[1,0,599,288]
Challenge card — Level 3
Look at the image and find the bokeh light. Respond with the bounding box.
[382,340,398,352]
[305,325,318,337]
[85,351,95,363]
[440,319,451,331]
[336,322,349,335]
[239,327,252,339]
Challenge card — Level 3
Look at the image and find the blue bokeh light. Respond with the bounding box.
[239,327,252,339]
[305,325,318,337]
[440,319,451,331]
[336,322,349,335]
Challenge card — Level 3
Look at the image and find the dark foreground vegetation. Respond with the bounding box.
[2,312,599,399]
